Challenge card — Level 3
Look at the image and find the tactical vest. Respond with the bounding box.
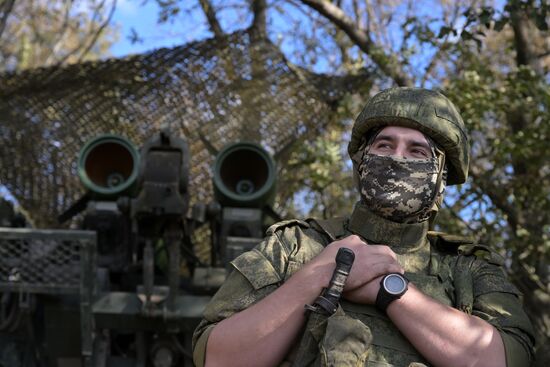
[287,216,495,367]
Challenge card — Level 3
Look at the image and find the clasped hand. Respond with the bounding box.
[310,235,403,305]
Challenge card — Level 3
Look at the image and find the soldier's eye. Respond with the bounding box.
[414,149,429,157]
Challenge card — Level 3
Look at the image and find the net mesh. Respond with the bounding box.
[0,30,369,259]
[0,229,95,294]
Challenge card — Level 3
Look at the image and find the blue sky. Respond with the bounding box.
[109,1,340,73]
[108,0,467,76]
[110,0,201,57]
[110,0,251,58]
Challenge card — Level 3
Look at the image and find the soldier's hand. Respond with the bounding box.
[308,235,403,291]
[343,275,383,305]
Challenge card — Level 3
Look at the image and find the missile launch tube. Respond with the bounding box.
[213,142,276,208]
[77,134,140,199]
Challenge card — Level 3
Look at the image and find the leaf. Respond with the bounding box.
[535,13,549,31]
[462,7,472,18]
[494,18,508,32]
[474,37,483,51]
[461,30,473,41]
[438,26,454,38]
[479,7,495,27]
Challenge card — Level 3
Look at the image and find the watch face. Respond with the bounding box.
[384,274,406,295]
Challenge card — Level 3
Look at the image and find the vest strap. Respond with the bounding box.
[306,217,347,242]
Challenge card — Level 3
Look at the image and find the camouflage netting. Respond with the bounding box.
[0,29,368,256]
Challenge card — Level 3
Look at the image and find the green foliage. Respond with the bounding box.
[0,0,118,72]
[154,0,181,23]
[438,15,550,358]
[437,1,549,52]
[280,120,355,219]
[446,60,550,215]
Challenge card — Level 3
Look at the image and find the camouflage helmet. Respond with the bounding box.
[348,87,470,185]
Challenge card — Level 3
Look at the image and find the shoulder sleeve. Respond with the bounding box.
[467,254,536,367]
[192,221,325,366]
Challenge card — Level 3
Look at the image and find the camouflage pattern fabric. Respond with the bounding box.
[192,203,535,366]
[292,306,373,366]
[358,154,441,223]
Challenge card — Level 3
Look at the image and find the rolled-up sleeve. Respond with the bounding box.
[470,259,535,367]
[192,221,326,366]
[192,233,289,366]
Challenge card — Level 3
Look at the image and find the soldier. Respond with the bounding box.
[192,88,535,367]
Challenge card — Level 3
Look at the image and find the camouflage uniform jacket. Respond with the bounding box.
[193,202,535,366]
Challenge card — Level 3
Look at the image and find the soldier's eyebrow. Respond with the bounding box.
[372,133,395,143]
[409,139,431,150]
[373,133,431,151]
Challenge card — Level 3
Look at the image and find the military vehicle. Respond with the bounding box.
[0,129,279,367]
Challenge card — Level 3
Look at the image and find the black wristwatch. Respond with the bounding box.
[375,273,409,312]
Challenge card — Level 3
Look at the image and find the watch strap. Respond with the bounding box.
[375,286,395,312]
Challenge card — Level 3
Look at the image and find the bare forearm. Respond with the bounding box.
[205,262,331,367]
[387,284,506,367]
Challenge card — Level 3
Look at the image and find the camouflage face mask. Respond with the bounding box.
[358,153,441,223]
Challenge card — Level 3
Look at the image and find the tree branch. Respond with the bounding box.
[250,0,267,39]
[351,0,361,28]
[198,0,224,38]
[510,7,541,72]
[507,8,540,178]
[443,197,477,233]
[51,0,116,66]
[469,170,521,233]
[420,3,461,86]
[0,0,15,40]
[299,0,412,86]
[45,0,73,64]
[76,0,117,63]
